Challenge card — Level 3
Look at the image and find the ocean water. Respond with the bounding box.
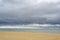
[0,27,60,34]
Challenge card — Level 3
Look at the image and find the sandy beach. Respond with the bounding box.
[0,32,60,40]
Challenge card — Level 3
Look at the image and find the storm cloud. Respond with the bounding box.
[0,0,60,25]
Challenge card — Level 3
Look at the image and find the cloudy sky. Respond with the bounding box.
[0,0,60,25]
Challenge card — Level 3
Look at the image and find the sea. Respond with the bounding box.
[0,27,60,34]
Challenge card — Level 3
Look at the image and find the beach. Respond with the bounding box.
[0,32,60,40]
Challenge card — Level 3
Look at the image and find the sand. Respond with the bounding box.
[0,32,60,40]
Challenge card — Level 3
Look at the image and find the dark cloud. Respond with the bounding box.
[0,0,60,25]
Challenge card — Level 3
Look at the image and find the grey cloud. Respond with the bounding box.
[0,0,60,25]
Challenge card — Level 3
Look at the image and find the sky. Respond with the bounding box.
[0,0,60,25]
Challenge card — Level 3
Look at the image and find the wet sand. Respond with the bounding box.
[0,32,60,40]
